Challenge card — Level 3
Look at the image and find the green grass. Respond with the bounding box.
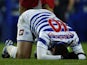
[0,42,87,65]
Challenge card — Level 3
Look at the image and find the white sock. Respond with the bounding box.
[7,45,17,58]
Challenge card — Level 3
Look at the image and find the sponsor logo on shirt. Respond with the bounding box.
[48,32,74,39]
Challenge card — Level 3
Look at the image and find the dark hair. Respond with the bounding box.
[53,44,68,55]
[51,42,78,59]
[50,42,70,59]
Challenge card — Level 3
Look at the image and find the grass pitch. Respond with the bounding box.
[0,42,87,65]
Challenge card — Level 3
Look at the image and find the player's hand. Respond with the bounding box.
[78,54,86,60]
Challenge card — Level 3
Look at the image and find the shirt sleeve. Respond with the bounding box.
[71,43,85,54]
[37,41,62,60]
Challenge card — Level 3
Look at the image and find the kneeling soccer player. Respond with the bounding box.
[2,9,86,59]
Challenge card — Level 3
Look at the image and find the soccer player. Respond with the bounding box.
[2,9,86,59]
[19,0,54,14]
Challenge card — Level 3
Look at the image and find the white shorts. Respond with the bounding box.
[17,13,34,42]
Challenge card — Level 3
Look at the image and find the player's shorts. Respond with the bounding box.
[17,13,34,42]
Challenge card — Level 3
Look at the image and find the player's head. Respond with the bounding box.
[51,42,68,55]
[49,42,70,58]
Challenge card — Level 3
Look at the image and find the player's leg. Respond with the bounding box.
[16,41,32,58]
[2,40,33,58]
[16,13,34,58]
[2,11,34,59]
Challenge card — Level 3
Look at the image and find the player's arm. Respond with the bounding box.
[37,40,62,60]
[71,43,86,59]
